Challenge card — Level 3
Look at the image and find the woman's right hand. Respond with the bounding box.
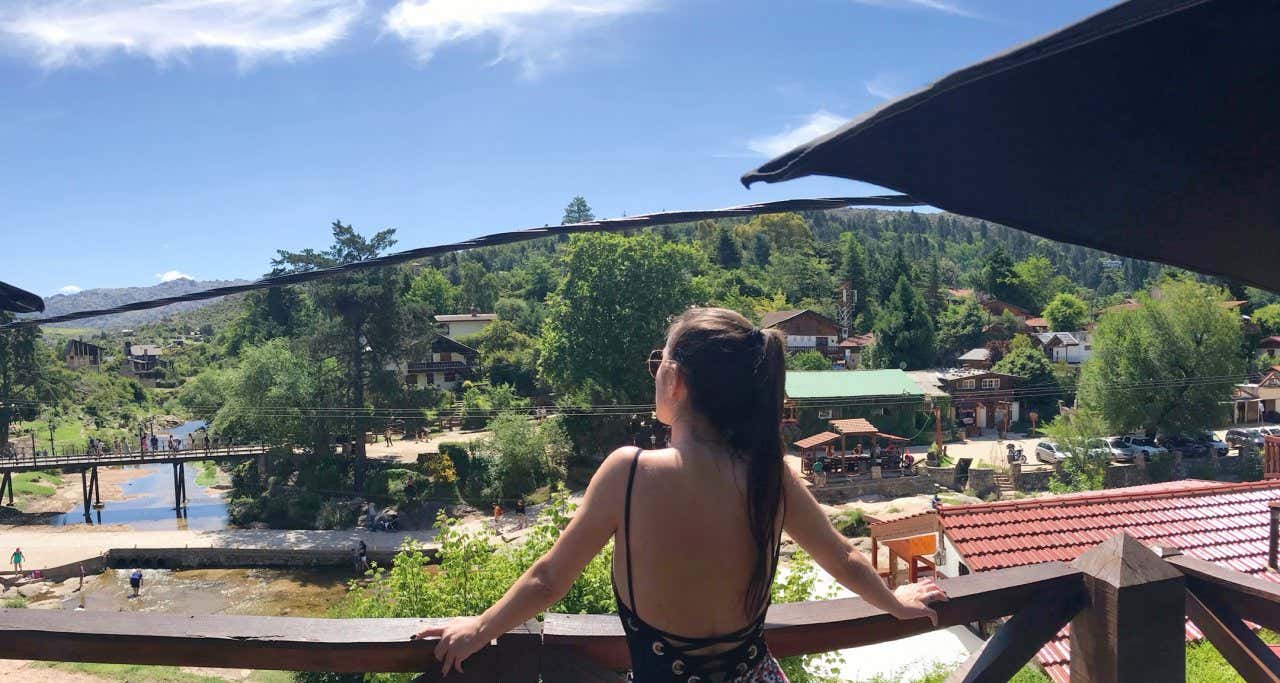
[889,579,948,625]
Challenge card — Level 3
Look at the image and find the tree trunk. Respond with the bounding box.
[352,337,367,492]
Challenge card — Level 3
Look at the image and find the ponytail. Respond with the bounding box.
[666,308,787,617]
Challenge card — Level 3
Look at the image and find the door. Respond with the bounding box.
[976,404,988,428]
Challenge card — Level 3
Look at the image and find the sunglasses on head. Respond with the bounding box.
[647,349,675,378]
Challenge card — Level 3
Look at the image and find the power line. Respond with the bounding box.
[2,195,922,329]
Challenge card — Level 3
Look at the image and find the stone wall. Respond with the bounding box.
[103,547,417,571]
[923,465,957,490]
[1014,466,1053,492]
[966,469,997,498]
[811,475,935,504]
[1104,462,1150,489]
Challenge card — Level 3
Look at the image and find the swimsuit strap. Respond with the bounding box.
[623,445,643,617]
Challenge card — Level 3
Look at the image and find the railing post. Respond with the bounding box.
[1069,533,1185,682]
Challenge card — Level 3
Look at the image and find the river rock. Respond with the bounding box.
[16,583,50,599]
[1,586,19,600]
[27,598,64,609]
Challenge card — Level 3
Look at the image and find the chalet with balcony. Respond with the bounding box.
[434,311,496,339]
[65,338,104,371]
[761,309,841,360]
[956,347,992,370]
[838,332,875,369]
[940,368,1020,431]
[121,343,164,385]
[401,335,478,392]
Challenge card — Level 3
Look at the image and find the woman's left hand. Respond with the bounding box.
[411,617,488,676]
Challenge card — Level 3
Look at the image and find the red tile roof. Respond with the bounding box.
[938,479,1280,683]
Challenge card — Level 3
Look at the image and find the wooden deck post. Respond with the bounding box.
[1069,533,1185,682]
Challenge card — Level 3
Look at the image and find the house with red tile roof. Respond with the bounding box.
[934,479,1280,682]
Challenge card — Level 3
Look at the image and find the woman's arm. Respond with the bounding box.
[781,465,946,622]
[413,447,633,674]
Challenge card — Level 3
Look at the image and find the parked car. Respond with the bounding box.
[1121,435,1168,457]
[1036,441,1070,464]
[1225,428,1266,451]
[1196,432,1230,457]
[1158,436,1209,458]
[1097,437,1135,462]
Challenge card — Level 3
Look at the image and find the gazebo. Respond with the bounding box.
[793,431,840,475]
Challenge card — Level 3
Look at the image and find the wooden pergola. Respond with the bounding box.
[793,431,839,475]
[827,418,879,456]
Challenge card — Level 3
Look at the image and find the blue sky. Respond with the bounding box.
[0,0,1115,296]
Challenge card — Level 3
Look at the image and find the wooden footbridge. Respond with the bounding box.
[0,445,271,522]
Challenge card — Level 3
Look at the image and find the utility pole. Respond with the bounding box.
[837,283,857,341]
[352,333,367,492]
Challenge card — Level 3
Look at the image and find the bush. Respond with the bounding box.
[1240,453,1264,481]
[1146,452,1178,483]
[468,414,568,502]
[831,509,869,537]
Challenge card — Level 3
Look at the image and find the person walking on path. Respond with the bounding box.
[150,434,159,453]
[384,427,393,447]
[129,568,143,597]
[10,547,23,573]
[357,540,370,573]
[415,308,946,680]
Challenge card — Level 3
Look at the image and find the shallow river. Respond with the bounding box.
[59,567,353,616]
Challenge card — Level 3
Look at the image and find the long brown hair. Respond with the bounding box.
[665,307,786,616]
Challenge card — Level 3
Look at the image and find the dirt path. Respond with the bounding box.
[364,429,491,464]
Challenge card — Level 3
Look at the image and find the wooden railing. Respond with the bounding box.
[2,532,1279,682]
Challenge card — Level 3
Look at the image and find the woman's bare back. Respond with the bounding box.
[612,446,773,638]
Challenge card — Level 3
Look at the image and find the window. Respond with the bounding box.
[405,374,418,386]
[816,336,828,348]
[981,378,1000,389]
[425,373,435,384]
[960,379,976,389]
[817,408,833,419]
[440,351,452,362]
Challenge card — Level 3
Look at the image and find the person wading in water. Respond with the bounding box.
[413,308,946,680]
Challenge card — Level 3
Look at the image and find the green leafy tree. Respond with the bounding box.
[213,339,330,449]
[458,261,498,312]
[1254,303,1280,336]
[407,268,459,315]
[714,226,743,269]
[1042,292,1089,331]
[1078,279,1244,437]
[539,233,702,404]
[993,335,1059,415]
[871,275,936,370]
[470,413,569,500]
[1043,409,1111,493]
[766,251,837,306]
[1011,255,1058,311]
[561,196,595,224]
[0,318,69,449]
[787,350,832,371]
[935,299,987,360]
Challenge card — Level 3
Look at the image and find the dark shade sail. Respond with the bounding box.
[743,0,1280,291]
[0,281,44,314]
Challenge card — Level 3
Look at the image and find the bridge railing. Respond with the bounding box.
[14,531,1276,682]
[0,443,269,470]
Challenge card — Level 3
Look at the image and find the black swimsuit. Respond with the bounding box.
[612,448,783,683]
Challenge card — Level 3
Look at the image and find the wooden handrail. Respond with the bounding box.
[1167,554,1280,634]
[0,561,1081,676]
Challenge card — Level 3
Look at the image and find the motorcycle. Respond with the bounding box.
[1006,443,1027,465]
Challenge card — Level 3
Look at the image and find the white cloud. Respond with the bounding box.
[747,110,846,158]
[56,285,82,295]
[156,270,194,282]
[850,0,980,19]
[0,1,365,70]
[384,0,653,79]
[865,72,910,100]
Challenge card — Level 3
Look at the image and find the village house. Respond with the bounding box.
[1023,316,1049,333]
[785,369,925,440]
[1233,369,1280,423]
[761,309,841,361]
[980,299,1032,326]
[434,311,496,339]
[837,332,875,369]
[939,368,1020,432]
[956,347,991,370]
[120,343,164,385]
[399,335,479,393]
[1031,331,1092,365]
[64,338,104,371]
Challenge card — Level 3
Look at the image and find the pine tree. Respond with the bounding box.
[838,232,871,326]
[872,275,937,370]
[561,196,595,225]
[752,232,772,266]
[714,226,743,269]
[924,254,944,313]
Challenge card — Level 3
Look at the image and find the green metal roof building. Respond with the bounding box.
[785,370,925,399]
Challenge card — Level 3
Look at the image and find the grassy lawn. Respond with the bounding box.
[13,418,86,451]
[38,663,294,683]
[13,471,61,497]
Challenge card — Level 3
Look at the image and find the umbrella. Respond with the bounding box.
[743,0,1280,291]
